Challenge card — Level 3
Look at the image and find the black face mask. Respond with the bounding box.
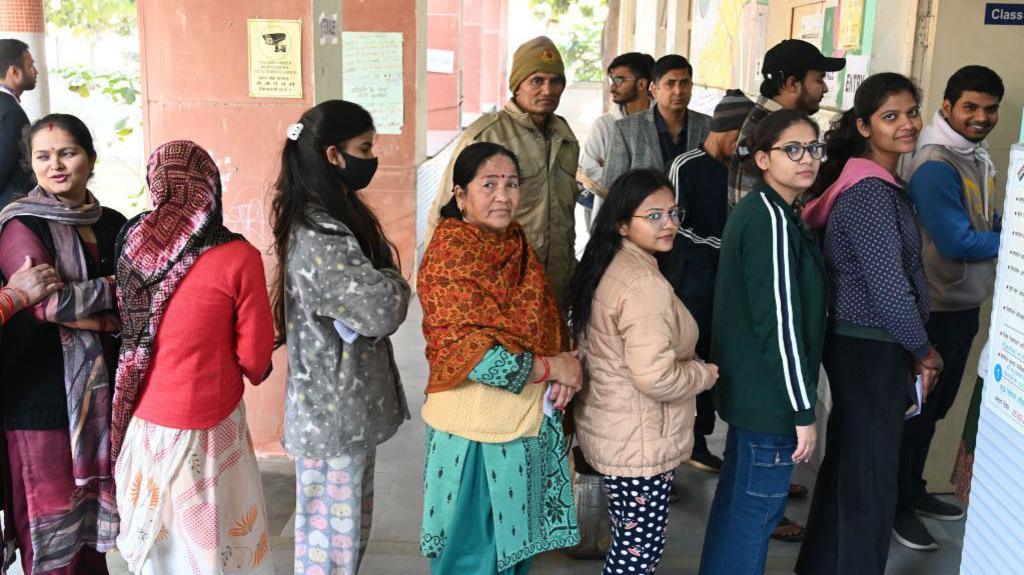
[339,151,378,191]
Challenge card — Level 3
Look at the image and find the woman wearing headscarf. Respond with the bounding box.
[0,113,123,574]
[418,142,581,574]
[112,140,275,574]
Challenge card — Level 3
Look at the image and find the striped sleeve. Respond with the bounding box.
[740,193,814,418]
[669,149,721,250]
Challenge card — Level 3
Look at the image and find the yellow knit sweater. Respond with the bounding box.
[421,380,546,443]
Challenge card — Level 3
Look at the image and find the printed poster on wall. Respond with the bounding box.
[247,19,303,99]
[838,0,864,51]
[799,13,825,48]
[342,32,404,135]
[818,5,840,109]
[986,146,1024,434]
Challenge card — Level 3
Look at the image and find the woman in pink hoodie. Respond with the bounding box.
[794,73,943,575]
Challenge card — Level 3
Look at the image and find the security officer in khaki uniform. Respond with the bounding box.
[425,36,580,309]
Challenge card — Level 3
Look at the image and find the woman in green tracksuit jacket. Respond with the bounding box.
[700,109,827,575]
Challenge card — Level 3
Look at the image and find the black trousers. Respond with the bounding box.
[688,300,716,452]
[795,334,911,575]
[896,307,980,514]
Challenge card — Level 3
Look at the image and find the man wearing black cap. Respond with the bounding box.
[658,89,755,480]
[727,39,845,206]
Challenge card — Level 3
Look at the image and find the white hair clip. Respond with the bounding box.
[286,123,304,141]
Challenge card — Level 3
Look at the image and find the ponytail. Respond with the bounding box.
[807,109,865,198]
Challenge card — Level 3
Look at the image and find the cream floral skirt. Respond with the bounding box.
[114,402,274,574]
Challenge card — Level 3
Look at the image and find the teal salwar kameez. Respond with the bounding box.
[420,347,579,574]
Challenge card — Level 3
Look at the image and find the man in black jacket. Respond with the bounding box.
[660,89,754,474]
[0,39,37,208]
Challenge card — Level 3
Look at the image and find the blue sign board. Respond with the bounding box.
[986,3,1024,24]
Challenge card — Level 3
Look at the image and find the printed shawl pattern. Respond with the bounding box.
[112,140,242,462]
[0,187,120,568]
[418,217,566,394]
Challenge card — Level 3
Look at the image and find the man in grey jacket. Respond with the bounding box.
[602,54,710,190]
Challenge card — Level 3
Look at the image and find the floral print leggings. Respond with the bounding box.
[602,472,674,575]
[294,449,376,575]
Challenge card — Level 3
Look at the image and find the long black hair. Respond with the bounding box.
[808,72,920,198]
[439,142,521,220]
[270,100,397,346]
[567,168,673,340]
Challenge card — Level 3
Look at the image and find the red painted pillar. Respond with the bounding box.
[427,0,460,131]
[342,0,420,281]
[0,0,50,119]
[137,0,422,454]
[137,0,315,455]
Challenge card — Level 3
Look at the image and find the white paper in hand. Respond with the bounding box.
[333,319,360,344]
[543,384,555,417]
[905,375,923,419]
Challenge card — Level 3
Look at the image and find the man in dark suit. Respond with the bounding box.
[0,39,37,208]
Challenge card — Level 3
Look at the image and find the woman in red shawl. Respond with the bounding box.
[418,142,582,574]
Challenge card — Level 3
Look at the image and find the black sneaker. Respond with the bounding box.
[685,449,723,473]
[893,513,939,551]
[915,494,965,521]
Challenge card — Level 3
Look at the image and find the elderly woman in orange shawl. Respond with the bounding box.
[418,142,582,574]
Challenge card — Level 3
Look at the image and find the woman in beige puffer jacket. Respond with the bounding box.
[568,169,717,574]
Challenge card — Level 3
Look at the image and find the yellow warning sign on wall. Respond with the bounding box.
[248,19,303,99]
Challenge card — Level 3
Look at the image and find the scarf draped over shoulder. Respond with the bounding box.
[0,187,120,565]
[418,217,566,394]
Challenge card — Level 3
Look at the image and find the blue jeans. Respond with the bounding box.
[699,425,797,575]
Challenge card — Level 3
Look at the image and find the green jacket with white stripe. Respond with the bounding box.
[710,182,827,436]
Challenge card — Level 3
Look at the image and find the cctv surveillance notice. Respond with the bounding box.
[248,19,303,99]
[987,145,1024,434]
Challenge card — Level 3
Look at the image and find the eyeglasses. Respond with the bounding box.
[607,75,636,87]
[633,207,683,226]
[770,143,827,162]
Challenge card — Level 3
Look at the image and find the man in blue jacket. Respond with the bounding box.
[899,65,1003,551]
[0,39,36,208]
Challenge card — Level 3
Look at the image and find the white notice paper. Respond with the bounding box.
[840,55,869,109]
[985,144,1024,434]
[342,32,404,134]
[427,49,455,74]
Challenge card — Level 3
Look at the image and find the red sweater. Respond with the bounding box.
[134,240,274,429]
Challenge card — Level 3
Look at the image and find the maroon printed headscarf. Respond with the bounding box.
[111,140,242,461]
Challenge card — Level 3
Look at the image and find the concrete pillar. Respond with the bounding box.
[479,0,508,112]
[0,0,50,120]
[427,0,460,131]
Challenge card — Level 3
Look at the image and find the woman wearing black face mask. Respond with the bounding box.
[270,100,411,575]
